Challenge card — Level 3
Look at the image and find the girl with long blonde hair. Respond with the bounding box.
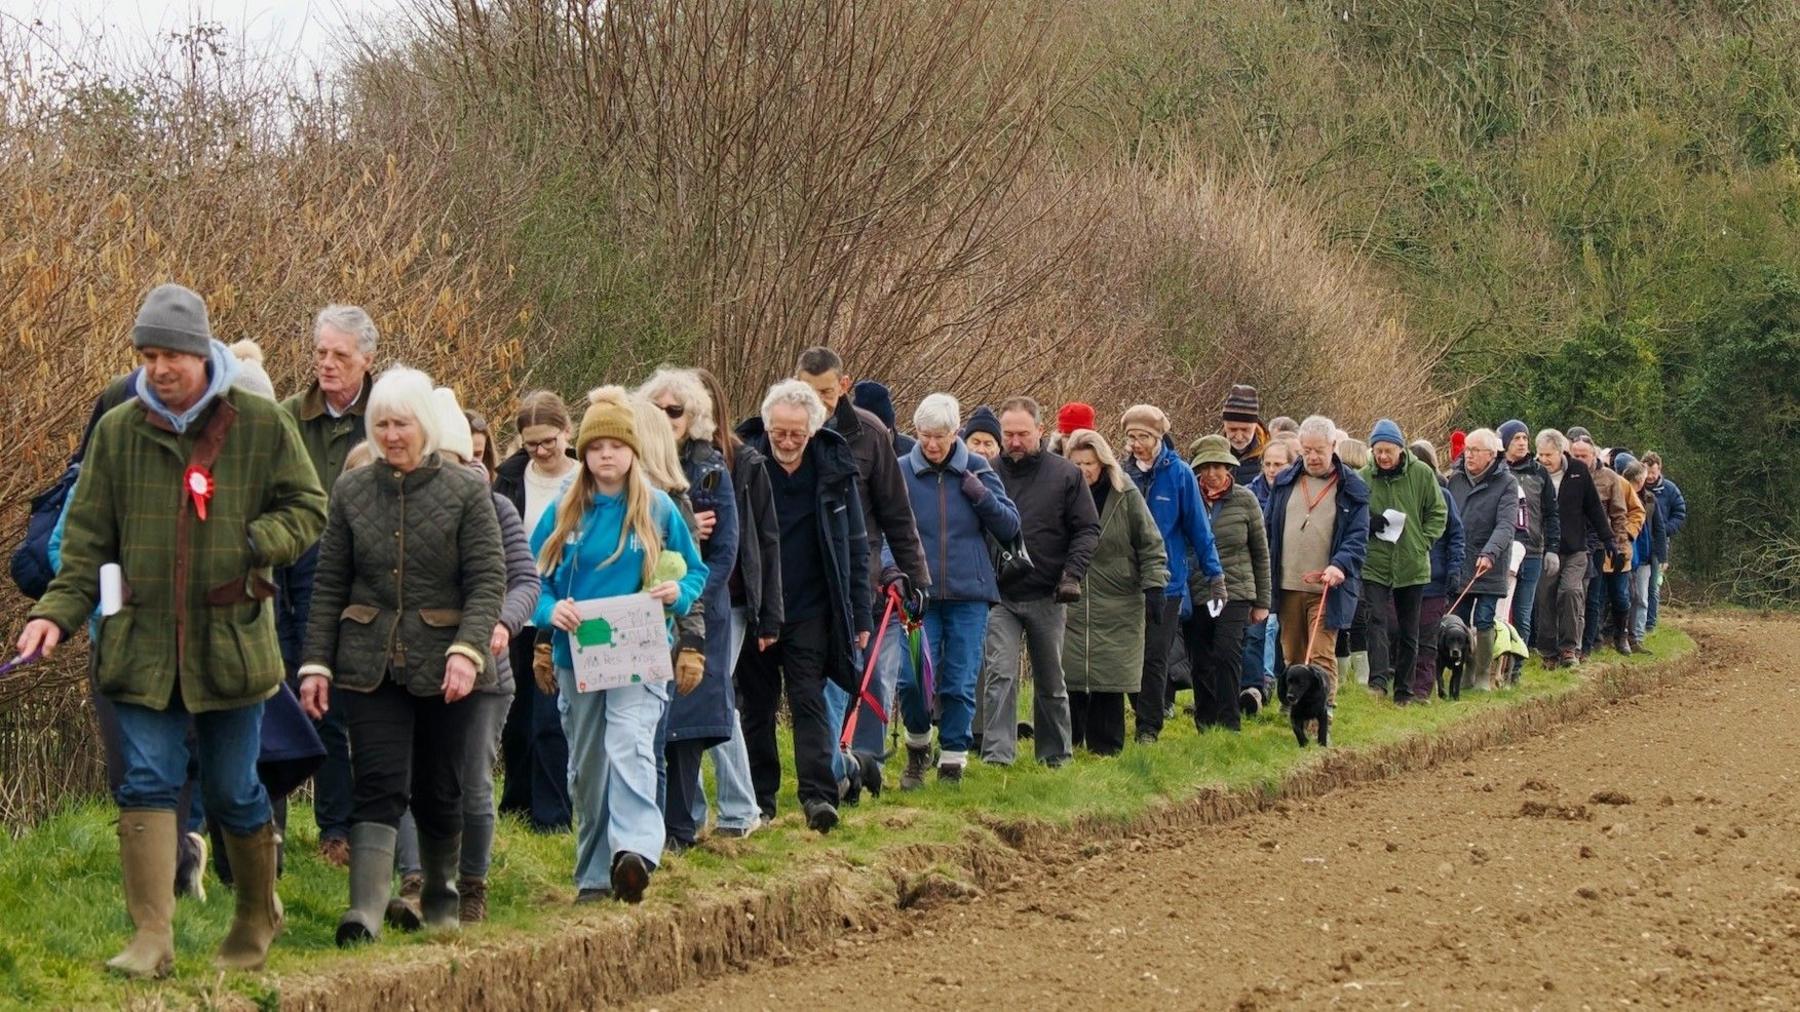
[528,388,708,904]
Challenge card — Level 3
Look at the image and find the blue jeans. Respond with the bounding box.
[853,610,909,756]
[1457,594,1500,631]
[899,600,989,758]
[1512,554,1544,648]
[1630,566,1653,640]
[555,668,668,890]
[1239,618,1269,690]
[114,699,270,835]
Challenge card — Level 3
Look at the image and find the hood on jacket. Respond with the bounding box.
[906,435,985,476]
[137,339,238,434]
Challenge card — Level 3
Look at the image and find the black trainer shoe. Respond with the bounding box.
[804,800,840,834]
[610,851,651,904]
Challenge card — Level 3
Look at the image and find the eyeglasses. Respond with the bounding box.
[523,437,560,452]
[769,428,810,444]
[660,404,686,420]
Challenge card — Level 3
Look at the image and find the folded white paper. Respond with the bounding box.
[1376,509,1407,543]
[100,563,123,617]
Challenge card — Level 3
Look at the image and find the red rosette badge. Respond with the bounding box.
[185,465,215,521]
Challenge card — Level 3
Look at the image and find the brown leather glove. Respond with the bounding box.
[674,649,705,696]
[533,642,557,695]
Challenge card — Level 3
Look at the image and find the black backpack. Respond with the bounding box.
[10,370,139,599]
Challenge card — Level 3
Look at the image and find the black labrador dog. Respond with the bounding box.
[1436,612,1473,700]
[1281,663,1331,747]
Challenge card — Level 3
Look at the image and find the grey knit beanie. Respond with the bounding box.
[132,283,212,357]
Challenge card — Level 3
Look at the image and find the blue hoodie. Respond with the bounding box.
[530,485,708,669]
[1127,442,1222,603]
[135,340,238,433]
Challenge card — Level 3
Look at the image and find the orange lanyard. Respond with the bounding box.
[1298,472,1339,529]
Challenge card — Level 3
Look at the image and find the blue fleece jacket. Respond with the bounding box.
[1127,443,1222,601]
[530,486,708,669]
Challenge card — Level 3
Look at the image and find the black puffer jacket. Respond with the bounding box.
[729,441,784,640]
[994,449,1101,601]
[302,454,506,696]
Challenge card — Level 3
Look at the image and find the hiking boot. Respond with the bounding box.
[714,820,760,840]
[855,751,885,798]
[1134,731,1158,746]
[900,745,932,792]
[1614,633,1633,656]
[1541,653,1561,671]
[937,762,964,785]
[336,823,397,947]
[458,878,488,923]
[837,760,864,806]
[215,822,284,971]
[175,830,208,902]
[610,851,652,904]
[384,874,424,931]
[1631,637,1651,655]
[1239,687,1263,716]
[1560,650,1581,667]
[574,887,611,904]
[108,810,177,979]
[318,835,351,868]
[804,800,840,835]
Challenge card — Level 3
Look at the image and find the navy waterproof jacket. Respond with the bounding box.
[1126,443,1222,605]
[1264,457,1371,630]
[889,437,1020,604]
[1424,482,1466,599]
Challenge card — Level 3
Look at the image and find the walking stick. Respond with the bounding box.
[839,587,901,752]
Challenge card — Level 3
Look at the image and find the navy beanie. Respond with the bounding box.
[1368,418,1405,449]
[961,404,1002,445]
[852,380,898,431]
[1498,419,1529,450]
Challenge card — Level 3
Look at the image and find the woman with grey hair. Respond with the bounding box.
[298,367,508,945]
[1445,427,1518,691]
[891,393,1019,787]
[637,368,741,850]
[1061,429,1168,755]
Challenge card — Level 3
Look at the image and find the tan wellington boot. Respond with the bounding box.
[107,810,177,979]
[215,823,285,971]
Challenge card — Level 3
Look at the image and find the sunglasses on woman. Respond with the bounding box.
[660,404,686,420]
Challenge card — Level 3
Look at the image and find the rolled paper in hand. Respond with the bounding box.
[100,563,123,617]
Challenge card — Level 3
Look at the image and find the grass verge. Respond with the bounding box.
[0,628,1693,1009]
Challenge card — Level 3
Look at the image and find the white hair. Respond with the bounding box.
[1465,427,1503,452]
[761,379,827,434]
[1536,428,1569,453]
[1298,415,1337,444]
[636,367,716,442]
[313,303,379,356]
[913,392,962,435]
[365,367,442,458]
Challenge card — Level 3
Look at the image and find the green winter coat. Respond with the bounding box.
[1358,451,1447,589]
[300,453,507,696]
[1064,482,1169,694]
[1188,483,1270,608]
[282,380,370,496]
[31,391,327,713]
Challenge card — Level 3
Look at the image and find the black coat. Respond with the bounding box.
[736,418,873,694]
[729,441,784,640]
[1552,454,1613,557]
[993,450,1102,601]
[491,446,578,519]
[828,397,928,597]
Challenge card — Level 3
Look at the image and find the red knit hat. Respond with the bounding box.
[1450,429,1467,461]
[1056,402,1096,436]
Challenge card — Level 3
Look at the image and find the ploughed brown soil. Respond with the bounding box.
[638,616,1800,1010]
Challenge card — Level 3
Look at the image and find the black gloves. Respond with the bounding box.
[1369,512,1389,535]
[1055,576,1083,604]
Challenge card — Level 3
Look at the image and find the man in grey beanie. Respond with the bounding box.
[18,283,326,977]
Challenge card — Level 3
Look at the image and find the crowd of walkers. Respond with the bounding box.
[10,284,1686,977]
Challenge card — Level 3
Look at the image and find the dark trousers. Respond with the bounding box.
[498,630,572,830]
[1069,691,1127,756]
[340,678,474,840]
[1130,595,1182,738]
[1365,583,1424,700]
[287,675,352,841]
[662,739,706,846]
[737,614,837,816]
[1187,600,1251,731]
[1410,595,1449,699]
[1583,556,1631,652]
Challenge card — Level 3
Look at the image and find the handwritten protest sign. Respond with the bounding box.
[569,593,673,693]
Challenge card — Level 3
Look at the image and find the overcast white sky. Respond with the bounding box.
[1,0,407,76]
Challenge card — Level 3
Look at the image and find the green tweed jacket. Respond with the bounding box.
[32,390,327,712]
